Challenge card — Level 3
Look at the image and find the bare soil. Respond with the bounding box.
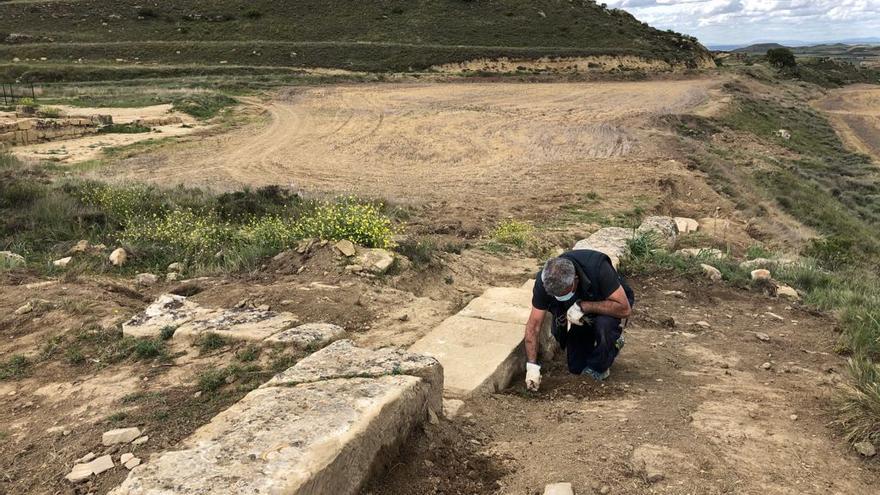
[813,84,880,163]
[367,274,880,495]
[97,79,724,226]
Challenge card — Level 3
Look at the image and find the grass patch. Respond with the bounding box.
[0,355,30,380]
[0,155,397,274]
[98,123,152,134]
[491,219,534,249]
[196,332,228,353]
[172,94,238,119]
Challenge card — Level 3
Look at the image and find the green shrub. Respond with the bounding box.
[197,332,228,353]
[395,238,436,267]
[171,94,237,119]
[160,325,177,340]
[294,199,396,248]
[766,48,797,69]
[132,339,166,360]
[837,357,880,445]
[491,219,534,249]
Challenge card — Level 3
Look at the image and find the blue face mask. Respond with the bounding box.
[554,291,575,302]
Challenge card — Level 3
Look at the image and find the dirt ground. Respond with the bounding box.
[95,79,723,225]
[367,274,880,495]
[813,84,880,163]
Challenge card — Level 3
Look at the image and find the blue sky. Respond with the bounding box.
[604,0,880,45]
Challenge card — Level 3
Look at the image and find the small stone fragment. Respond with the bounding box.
[695,321,711,328]
[790,414,798,421]
[132,435,149,445]
[124,457,141,470]
[755,332,771,342]
[14,302,33,315]
[751,269,772,281]
[776,285,800,300]
[109,248,128,267]
[75,452,96,464]
[334,239,357,257]
[701,264,722,282]
[766,312,784,321]
[166,272,181,282]
[89,454,115,475]
[135,273,158,286]
[599,485,612,495]
[762,362,773,370]
[120,453,134,464]
[69,240,90,254]
[427,408,440,425]
[53,256,73,268]
[65,463,93,483]
[855,441,877,457]
[102,427,141,446]
[673,217,699,234]
[543,482,574,495]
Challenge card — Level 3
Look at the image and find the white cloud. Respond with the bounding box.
[603,0,880,44]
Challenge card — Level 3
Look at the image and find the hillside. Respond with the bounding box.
[0,0,712,75]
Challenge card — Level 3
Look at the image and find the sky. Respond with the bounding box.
[604,0,880,46]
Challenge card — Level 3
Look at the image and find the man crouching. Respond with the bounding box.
[524,250,634,391]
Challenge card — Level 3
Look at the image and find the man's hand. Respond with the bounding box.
[525,362,541,391]
[578,286,632,319]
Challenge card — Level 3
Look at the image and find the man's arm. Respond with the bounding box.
[579,286,631,319]
[524,307,546,363]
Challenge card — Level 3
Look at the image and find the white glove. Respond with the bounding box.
[566,303,586,331]
[525,362,541,391]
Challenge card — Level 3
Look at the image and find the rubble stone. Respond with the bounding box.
[357,248,395,274]
[109,247,128,266]
[701,264,722,282]
[102,427,141,446]
[334,239,357,257]
[673,217,699,234]
[0,251,26,269]
[263,322,345,349]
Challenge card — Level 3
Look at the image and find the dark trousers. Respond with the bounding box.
[566,315,623,375]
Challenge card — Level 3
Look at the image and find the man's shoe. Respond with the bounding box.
[615,333,626,351]
[582,367,611,381]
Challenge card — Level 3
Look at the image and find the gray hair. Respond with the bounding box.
[541,257,576,296]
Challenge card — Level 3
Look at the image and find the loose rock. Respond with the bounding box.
[677,247,723,259]
[66,454,115,482]
[776,285,800,300]
[14,302,33,315]
[701,264,722,282]
[543,482,574,495]
[69,240,90,254]
[751,269,772,281]
[855,440,877,457]
[135,273,158,286]
[755,332,771,342]
[762,362,773,370]
[102,427,141,446]
[120,453,134,464]
[110,248,128,266]
[356,249,396,274]
[53,257,72,268]
[167,262,183,272]
[166,272,181,282]
[124,458,142,469]
[334,239,357,257]
[673,217,699,234]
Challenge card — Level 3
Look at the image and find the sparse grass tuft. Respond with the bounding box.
[160,325,177,340]
[837,358,880,446]
[491,219,534,249]
[197,332,228,354]
[0,355,30,380]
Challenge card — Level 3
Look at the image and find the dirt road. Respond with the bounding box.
[814,84,880,163]
[369,274,880,495]
[102,79,719,221]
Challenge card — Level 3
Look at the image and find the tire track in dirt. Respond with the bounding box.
[814,84,880,163]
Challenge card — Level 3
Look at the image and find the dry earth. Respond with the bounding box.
[813,84,880,163]
[368,275,880,495]
[97,79,722,225]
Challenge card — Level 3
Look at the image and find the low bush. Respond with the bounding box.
[491,219,534,249]
[171,93,237,119]
[0,355,29,380]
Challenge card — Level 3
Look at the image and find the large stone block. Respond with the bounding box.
[264,339,442,411]
[122,294,207,339]
[112,341,442,495]
[264,322,346,350]
[637,216,678,247]
[410,314,524,397]
[458,296,531,324]
[573,226,635,268]
[174,307,300,341]
[111,376,434,495]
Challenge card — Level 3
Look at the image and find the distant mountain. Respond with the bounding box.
[733,43,787,54]
[710,38,880,52]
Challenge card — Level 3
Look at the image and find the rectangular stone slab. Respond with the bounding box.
[409,314,525,397]
[457,296,531,324]
[110,376,433,495]
[174,308,299,341]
